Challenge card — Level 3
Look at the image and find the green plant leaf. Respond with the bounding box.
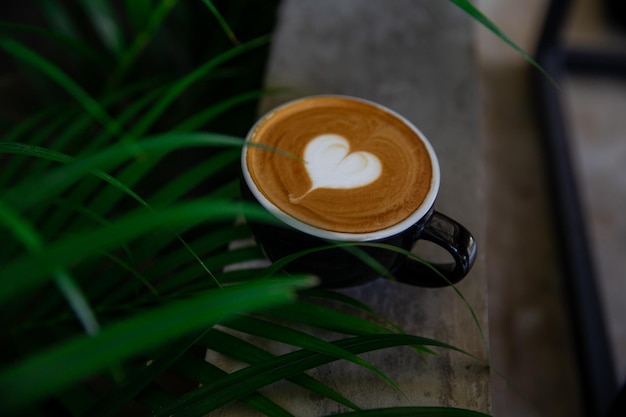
[153,334,465,416]
[25,82,168,238]
[50,77,167,158]
[118,222,250,282]
[359,242,490,359]
[201,0,240,45]
[172,350,296,417]
[78,0,125,55]
[0,37,130,141]
[0,142,146,207]
[1,132,244,211]
[124,0,153,32]
[1,104,61,142]
[224,315,404,396]
[128,34,270,137]
[148,148,240,206]
[0,107,76,186]
[202,328,361,412]
[260,241,397,284]
[263,300,398,337]
[0,199,100,335]
[51,269,101,335]
[150,247,265,295]
[173,89,269,132]
[0,276,315,414]
[300,288,406,334]
[0,21,110,66]
[0,198,278,303]
[73,221,252,308]
[106,0,180,88]
[38,0,81,42]
[84,331,210,417]
[449,0,555,84]
[49,90,258,243]
[2,75,167,189]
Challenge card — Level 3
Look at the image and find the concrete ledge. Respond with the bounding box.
[240,0,488,414]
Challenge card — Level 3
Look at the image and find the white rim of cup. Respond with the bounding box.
[241,95,441,242]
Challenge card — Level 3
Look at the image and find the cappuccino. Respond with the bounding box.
[243,96,438,239]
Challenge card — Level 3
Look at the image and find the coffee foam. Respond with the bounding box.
[290,133,382,202]
[243,96,439,239]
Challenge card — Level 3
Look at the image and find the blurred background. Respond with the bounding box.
[477,0,625,415]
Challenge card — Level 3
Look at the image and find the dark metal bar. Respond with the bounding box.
[565,48,626,78]
[532,0,620,416]
[606,382,626,417]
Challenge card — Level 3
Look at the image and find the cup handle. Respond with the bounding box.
[393,211,477,287]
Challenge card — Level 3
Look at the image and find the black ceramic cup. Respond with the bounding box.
[241,96,477,288]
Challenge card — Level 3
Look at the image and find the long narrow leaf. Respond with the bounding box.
[202,329,361,412]
[38,0,80,40]
[79,222,251,308]
[262,242,396,283]
[1,105,63,142]
[129,34,269,137]
[8,76,168,191]
[300,288,406,334]
[0,199,40,251]
[124,0,153,32]
[0,200,99,335]
[34,83,168,238]
[46,77,166,160]
[78,0,125,55]
[263,301,398,337]
[173,89,269,132]
[148,247,264,296]
[359,242,490,360]
[0,199,278,303]
[76,76,169,156]
[172,352,296,417]
[108,222,250,288]
[449,0,555,84]
[154,334,466,416]
[0,21,110,66]
[0,142,145,206]
[225,315,406,400]
[148,148,240,206]
[1,132,244,210]
[82,37,272,223]
[0,108,76,186]
[201,0,240,45]
[0,37,130,142]
[85,330,211,417]
[0,276,315,414]
[51,269,101,335]
[106,0,179,88]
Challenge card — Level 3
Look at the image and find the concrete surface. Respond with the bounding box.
[216,0,489,415]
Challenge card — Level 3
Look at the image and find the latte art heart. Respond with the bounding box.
[244,96,434,234]
[290,134,382,203]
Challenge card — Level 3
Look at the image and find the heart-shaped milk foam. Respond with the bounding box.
[290,134,382,202]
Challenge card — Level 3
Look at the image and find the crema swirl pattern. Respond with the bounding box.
[245,96,433,234]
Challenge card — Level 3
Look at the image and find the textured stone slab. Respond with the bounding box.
[217,1,489,415]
